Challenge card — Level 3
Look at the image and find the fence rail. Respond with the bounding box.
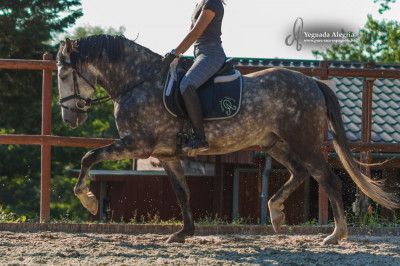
[0,56,399,223]
[1,134,400,152]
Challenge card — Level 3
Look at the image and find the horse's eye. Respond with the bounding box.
[59,75,68,81]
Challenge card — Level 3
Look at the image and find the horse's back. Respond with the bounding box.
[242,67,325,110]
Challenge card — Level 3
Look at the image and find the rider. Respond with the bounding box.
[163,0,226,152]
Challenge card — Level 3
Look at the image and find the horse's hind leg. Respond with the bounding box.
[160,158,194,243]
[306,156,347,245]
[265,143,309,232]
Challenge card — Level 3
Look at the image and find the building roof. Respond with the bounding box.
[236,58,400,143]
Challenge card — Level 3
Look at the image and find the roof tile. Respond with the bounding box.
[375,101,389,109]
[353,107,362,116]
[386,109,398,116]
[341,78,353,86]
[345,131,359,141]
[341,106,353,116]
[378,93,392,102]
[382,79,395,87]
[349,114,362,124]
[336,91,347,100]
[347,92,359,101]
[392,79,400,86]
[373,116,386,125]
[384,116,397,125]
[393,124,400,132]
[380,124,395,134]
[379,132,393,142]
[373,108,386,117]
[352,78,363,86]
[343,99,357,108]
[378,86,393,94]
[392,87,400,94]
[390,94,400,101]
[349,85,361,93]
[372,93,380,101]
[392,132,400,142]
[336,84,350,93]
[374,79,384,86]
[372,132,382,142]
[387,101,400,109]
[342,115,351,124]
[372,124,384,133]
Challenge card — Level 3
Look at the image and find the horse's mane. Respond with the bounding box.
[69,35,127,66]
[62,34,160,67]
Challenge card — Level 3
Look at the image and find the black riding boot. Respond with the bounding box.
[181,87,209,152]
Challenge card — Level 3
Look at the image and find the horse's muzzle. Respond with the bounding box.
[63,111,88,128]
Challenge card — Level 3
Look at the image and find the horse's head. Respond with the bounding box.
[56,39,97,128]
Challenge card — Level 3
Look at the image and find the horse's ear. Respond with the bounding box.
[63,38,73,56]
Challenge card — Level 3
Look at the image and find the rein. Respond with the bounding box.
[59,60,166,113]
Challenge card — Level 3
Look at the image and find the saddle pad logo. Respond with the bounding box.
[220,97,237,116]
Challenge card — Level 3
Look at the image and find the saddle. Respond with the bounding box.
[163,57,243,121]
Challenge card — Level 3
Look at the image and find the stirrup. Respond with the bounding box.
[182,134,209,152]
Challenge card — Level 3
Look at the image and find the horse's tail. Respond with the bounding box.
[316,80,399,210]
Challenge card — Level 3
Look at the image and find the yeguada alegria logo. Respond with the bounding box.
[285,17,356,51]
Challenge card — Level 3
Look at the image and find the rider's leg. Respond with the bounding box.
[181,85,209,152]
[180,42,225,152]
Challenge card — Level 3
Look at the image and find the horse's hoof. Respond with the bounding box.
[85,192,99,215]
[271,211,285,232]
[166,234,185,244]
[322,235,339,245]
[76,189,99,215]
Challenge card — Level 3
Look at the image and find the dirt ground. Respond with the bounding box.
[1,231,400,265]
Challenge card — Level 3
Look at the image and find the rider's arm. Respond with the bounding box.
[174,9,215,55]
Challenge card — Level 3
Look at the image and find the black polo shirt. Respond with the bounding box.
[191,0,224,45]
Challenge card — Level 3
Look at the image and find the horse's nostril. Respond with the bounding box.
[65,119,77,128]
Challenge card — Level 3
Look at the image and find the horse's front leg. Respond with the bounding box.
[160,158,194,243]
[74,135,150,215]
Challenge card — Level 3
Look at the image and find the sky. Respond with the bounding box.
[67,0,400,60]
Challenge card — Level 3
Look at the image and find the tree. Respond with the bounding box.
[65,25,126,39]
[0,21,130,220]
[0,0,83,133]
[0,0,82,218]
[374,0,396,14]
[313,0,399,63]
[312,15,400,63]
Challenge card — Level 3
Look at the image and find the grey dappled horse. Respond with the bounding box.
[56,35,398,245]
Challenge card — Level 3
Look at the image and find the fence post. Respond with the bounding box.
[357,60,375,222]
[40,53,53,222]
[319,60,329,225]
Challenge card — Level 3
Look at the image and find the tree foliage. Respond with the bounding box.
[374,0,396,14]
[0,0,83,133]
[0,0,83,218]
[0,1,130,219]
[312,15,400,63]
[65,25,126,39]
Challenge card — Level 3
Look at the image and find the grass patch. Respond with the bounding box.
[0,205,27,223]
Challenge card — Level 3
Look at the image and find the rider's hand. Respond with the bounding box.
[170,57,180,81]
[162,50,179,67]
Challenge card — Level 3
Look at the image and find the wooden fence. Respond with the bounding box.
[0,55,399,223]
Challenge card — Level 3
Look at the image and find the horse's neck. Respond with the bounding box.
[96,45,163,98]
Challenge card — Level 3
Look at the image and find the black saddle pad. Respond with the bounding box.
[163,62,243,121]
